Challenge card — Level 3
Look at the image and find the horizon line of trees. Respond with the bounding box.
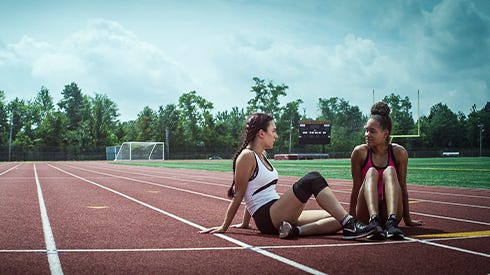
[1,77,489,160]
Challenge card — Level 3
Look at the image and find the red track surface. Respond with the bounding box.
[0,161,489,274]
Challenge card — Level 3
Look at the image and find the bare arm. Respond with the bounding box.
[394,145,423,226]
[199,150,255,233]
[230,207,252,229]
[349,145,365,216]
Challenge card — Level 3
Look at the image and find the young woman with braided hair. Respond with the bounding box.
[349,102,423,240]
[200,112,374,239]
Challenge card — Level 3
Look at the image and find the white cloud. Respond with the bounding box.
[0,0,487,122]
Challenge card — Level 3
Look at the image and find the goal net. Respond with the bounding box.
[114,142,165,161]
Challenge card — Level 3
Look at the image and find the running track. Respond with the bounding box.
[0,161,489,274]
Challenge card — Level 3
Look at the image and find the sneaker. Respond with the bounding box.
[279,221,298,239]
[385,214,404,240]
[342,218,375,240]
[367,215,386,240]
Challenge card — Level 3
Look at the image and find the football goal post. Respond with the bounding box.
[114,141,165,161]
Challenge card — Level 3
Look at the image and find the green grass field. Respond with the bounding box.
[115,157,490,189]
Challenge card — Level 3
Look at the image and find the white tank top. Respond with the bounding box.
[243,152,280,215]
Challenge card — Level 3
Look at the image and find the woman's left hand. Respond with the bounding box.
[230,223,251,229]
[198,226,226,234]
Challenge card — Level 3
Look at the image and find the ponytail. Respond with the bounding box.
[227,112,274,198]
[227,140,249,198]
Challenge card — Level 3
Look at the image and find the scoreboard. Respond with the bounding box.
[298,120,331,145]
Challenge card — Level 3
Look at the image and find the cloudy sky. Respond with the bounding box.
[1,0,489,122]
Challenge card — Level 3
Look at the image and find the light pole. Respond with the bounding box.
[478,124,484,157]
[9,112,13,162]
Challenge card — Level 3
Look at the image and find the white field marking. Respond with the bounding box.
[86,163,490,209]
[62,163,490,225]
[0,163,22,176]
[109,162,489,200]
[0,249,47,253]
[327,188,490,209]
[48,164,326,275]
[1,232,489,254]
[72,163,231,188]
[410,199,490,209]
[407,189,490,200]
[52,163,490,262]
[33,164,64,275]
[87,161,231,180]
[404,237,490,258]
[57,164,232,202]
[410,212,490,226]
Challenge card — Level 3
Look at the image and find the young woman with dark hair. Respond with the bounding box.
[349,102,423,240]
[200,112,374,239]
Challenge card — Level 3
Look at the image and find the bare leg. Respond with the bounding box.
[363,167,380,218]
[383,167,403,222]
[296,210,341,236]
[315,187,349,222]
[270,188,305,228]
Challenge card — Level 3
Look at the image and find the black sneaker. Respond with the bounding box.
[279,221,299,239]
[367,215,386,240]
[385,214,404,240]
[342,218,375,240]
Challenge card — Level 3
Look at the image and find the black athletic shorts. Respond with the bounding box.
[252,199,279,235]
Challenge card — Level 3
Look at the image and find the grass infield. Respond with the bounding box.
[115,157,490,189]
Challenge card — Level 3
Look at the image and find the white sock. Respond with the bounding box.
[341,215,353,226]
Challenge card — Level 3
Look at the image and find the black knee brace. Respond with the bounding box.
[292,171,329,203]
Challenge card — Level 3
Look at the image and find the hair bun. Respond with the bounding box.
[371,102,390,116]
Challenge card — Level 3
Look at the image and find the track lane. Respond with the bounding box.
[3,161,488,274]
[51,161,490,274]
[42,162,327,274]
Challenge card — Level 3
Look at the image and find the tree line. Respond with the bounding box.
[1,77,488,160]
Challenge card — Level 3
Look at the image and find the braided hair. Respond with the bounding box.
[370,102,392,143]
[227,112,274,198]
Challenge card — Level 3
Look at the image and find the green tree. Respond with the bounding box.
[178,91,214,149]
[136,106,156,141]
[90,93,119,147]
[318,97,366,153]
[0,91,10,144]
[424,103,462,149]
[7,98,28,144]
[58,82,86,131]
[466,102,490,150]
[33,86,54,121]
[37,111,68,146]
[214,107,246,156]
[381,93,414,135]
[246,77,288,118]
[276,99,303,153]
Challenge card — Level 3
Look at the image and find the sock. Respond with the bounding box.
[341,214,353,227]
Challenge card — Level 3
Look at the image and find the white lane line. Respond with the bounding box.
[83,163,490,209]
[404,237,490,258]
[0,163,22,176]
[1,232,489,254]
[411,199,490,209]
[411,212,490,226]
[34,164,64,275]
[56,163,490,259]
[49,164,327,275]
[63,163,490,226]
[408,189,490,200]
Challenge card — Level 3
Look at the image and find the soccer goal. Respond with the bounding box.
[114,141,165,161]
